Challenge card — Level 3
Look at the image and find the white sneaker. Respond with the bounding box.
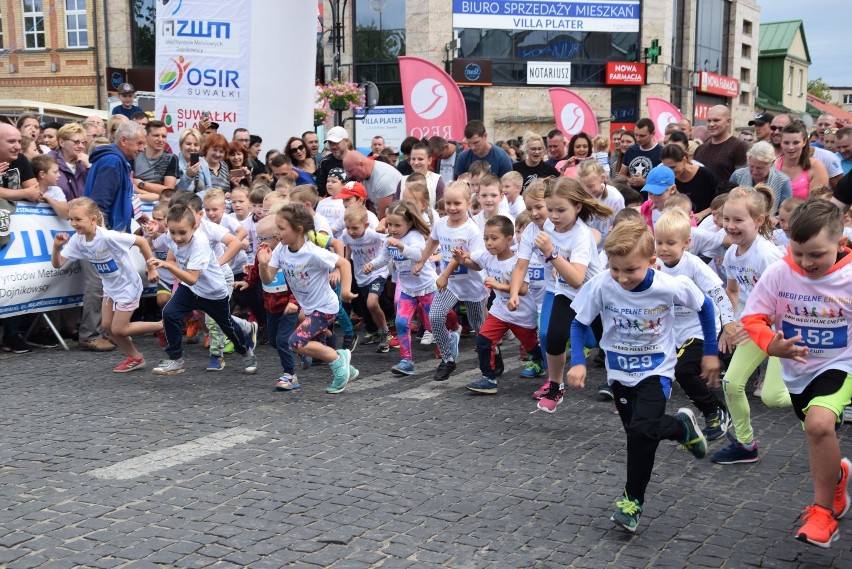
[420,331,434,345]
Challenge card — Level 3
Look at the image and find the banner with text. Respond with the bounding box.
[548,88,598,137]
[354,106,407,155]
[647,98,683,142]
[452,1,640,33]
[399,56,468,141]
[155,0,252,149]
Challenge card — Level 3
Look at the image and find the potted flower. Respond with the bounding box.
[318,81,366,113]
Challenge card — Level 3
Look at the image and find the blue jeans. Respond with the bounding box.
[163,285,248,360]
[268,311,298,374]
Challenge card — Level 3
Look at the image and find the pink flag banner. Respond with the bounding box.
[398,56,467,141]
[647,98,683,142]
[548,88,598,137]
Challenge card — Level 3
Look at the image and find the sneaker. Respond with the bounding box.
[391,359,415,376]
[186,318,199,339]
[433,359,456,382]
[519,359,544,378]
[153,358,186,375]
[449,328,461,361]
[795,504,838,548]
[610,492,643,533]
[676,408,707,459]
[376,331,390,353]
[244,321,259,354]
[466,377,498,394]
[204,334,211,349]
[420,331,434,345]
[26,330,58,349]
[532,380,553,400]
[598,383,614,401]
[77,337,115,352]
[2,334,31,354]
[753,376,764,398]
[156,330,167,348]
[710,433,759,464]
[242,353,258,375]
[834,457,852,519]
[258,326,269,345]
[703,408,731,442]
[300,354,313,370]
[342,335,358,352]
[327,349,352,394]
[206,355,226,371]
[389,334,400,349]
[275,373,300,391]
[493,345,505,377]
[223,340,235,354]
[361,332,379,345]
[113,356,145,373]
[349,366,359,382]
[536,382,564,413]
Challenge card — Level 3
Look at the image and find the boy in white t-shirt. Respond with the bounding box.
[31,154,69,219]
[316,167,348,238]
[566,219,721,533]
[741,200,852,548]
[500,171,525,218]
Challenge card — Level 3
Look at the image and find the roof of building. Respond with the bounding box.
[759,20,811,63]
[806,94,852,125]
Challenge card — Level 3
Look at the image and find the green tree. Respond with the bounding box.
[807,77,832,102]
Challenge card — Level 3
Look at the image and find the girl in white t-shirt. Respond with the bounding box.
[51,197,162,373]
[415,181,488,382]
[259,203,358,395]
[712,187,790,466]
[508,177,613,413]
[365,200,438,376]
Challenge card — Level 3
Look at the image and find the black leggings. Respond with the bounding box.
[545,294,603,356]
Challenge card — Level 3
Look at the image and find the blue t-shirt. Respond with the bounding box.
[454,144,513,178]
[111,104,143,119]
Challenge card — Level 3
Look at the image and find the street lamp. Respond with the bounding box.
[327,0,349,82]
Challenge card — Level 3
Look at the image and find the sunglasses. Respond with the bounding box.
[825,128,838,135]
[770,126,782,131]
[289,144,305,153]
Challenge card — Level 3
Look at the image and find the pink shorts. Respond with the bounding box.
[103,294,140,313]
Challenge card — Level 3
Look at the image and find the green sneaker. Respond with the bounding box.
[223,340,235,354]
[519,359,544,378]
[676,407,707,459]
[611,492,643,533]
[326,349,351,394]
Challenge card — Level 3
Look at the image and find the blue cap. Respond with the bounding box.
[644,164,676,195]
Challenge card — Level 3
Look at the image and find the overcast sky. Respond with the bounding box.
[757,1,846,86]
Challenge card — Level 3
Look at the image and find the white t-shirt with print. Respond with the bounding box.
[313,212,333,236]
[331,209,379,236]
[430,216,487,301]
[470,249,536,328]
[317,197,346,238]
[342,227,388,287]
[574,269,708,387]
[723,236,784,315]
[168,232,230,300]
[61,227,141,303]
[211,214,248,275]
[268,240,339,314]
[151,233,175,286]
[369,230,437,295]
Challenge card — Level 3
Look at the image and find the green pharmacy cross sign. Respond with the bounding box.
[644,39,661,64]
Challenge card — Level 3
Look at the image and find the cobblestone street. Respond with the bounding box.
[1,334,849,568]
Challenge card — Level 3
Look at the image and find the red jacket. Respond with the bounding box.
[244,263,299,315]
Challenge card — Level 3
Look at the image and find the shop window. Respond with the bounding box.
[65,0,88,48]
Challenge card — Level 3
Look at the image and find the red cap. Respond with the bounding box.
[334,181,367,200]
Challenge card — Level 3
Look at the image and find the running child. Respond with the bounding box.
[472,174,512,231]
[577,159,624,248]
[258,203,358,394]
[711,187,791,465]
[740,199,852,547]
[654,209,737,440]
[235,216,301,391]
[453,215,544,393]
[364,200,438,376]
[146,203,175,315]
[566,219,721,532]
[500,171,525,217]
[316,167,348,236]
[508,177,613,413]
[414,181,489,381]
[51,197,162,372]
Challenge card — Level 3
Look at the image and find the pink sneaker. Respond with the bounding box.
[113,356,145,373]
[536,383,564,413]
[532,380,553,400]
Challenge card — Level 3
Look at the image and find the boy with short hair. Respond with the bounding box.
[454,215,544,393]
[30,154,69,219]
[290,184,332,236]
[740,199,852,548]
[500,171,525,217]
[317,168,348,237]
[566,219,721,532]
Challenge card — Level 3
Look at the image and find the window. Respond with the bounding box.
[131,0,155,66]
[787,65,793,95]
[740,68,750,82]
[695,0,729,75]
[739,92,749,106]
[844,94,852,105]
[65,0,88,48]
[743,20,752,36]
[353,0,406,105]
[741,44,751,59]
[0,9,4,49]
[22,0,45,49]
[798,69,804,96]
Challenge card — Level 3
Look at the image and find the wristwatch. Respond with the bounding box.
[545,249,558,263]
[137,180,145,189]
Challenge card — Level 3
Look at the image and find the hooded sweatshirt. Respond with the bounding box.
[84,144,135,232]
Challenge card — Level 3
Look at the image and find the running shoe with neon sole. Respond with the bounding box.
[834,457,851,519]
[519,359,544,378]
[611,492,643,533]
[113,356,145,373]
[703,408,731,442]
[795,504,838,548]
[676,407,707,459]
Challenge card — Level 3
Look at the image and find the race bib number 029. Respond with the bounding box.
[607,351,665,373]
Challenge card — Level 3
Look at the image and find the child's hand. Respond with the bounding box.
[451,247,467,264]
[233,280,249,291]
[534,232,553,256]
[284,302,299,314]
[146,266,159,284]
[386,237,402,249]
[241,239,250,251]
[53,233,69,248]
[363,263,373,275]
[566,365,587,389]
[375,218,388,233]
[147,257,166,269]
[507,295,519,311]
[436,274,448,291]
[329,268,341,287]
[484,276,499,289]
[767,330,809,363]
[700,355,721,386]
[411,262,423,276]
[255,243,272,265]
[341,290,358,303]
